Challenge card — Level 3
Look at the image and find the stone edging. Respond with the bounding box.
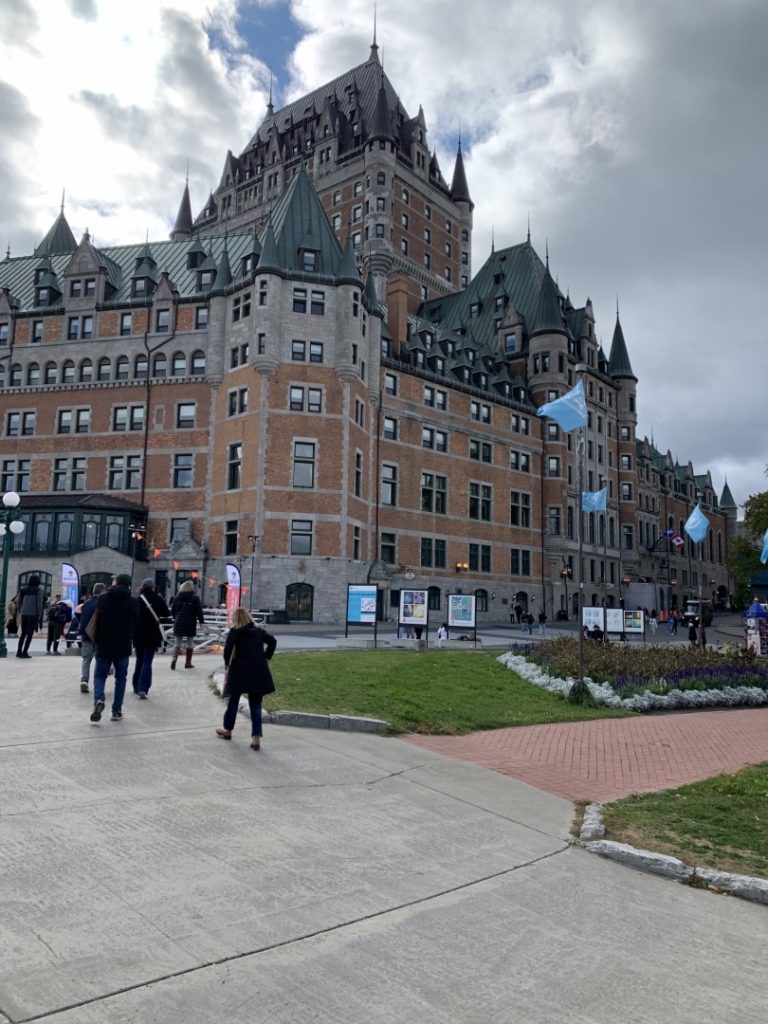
[211,671,391,733]
[579,804,768,906]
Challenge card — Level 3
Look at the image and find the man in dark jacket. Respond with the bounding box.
[78,582,106,693]
[89,574,140,723]
[15,575,44,658]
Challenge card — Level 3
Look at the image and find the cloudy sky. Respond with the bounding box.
[1,0,765,514]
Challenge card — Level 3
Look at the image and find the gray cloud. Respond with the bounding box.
[0,81,40,255]
[0,0,39,53]
[66,0,98,20]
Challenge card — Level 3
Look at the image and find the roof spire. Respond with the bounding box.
[545,238,549,268]
[4,242,9,260]
[170,177,194,239]
[60,188,65,214]
[267,68,274,116]
[491,224,495,253]
[527,211,531,244]
[369,4,380,62]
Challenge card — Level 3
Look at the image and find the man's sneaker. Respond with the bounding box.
[90,700,105,723]
[80,682,90,694]
[111,710,123,721]
[138,692,148,699]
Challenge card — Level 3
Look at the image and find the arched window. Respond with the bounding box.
[27,362,40,385]
[115,356,129,379]
[567,506,574,539]
[609,516,615,548]
[474,588,488,613]
[62,360,75,383]
[44,361,58,384]
[134,354,148,378]
[708,530,714,561]
[10,363,22,386]
[717,532,723,562]
[79,359,93,383]
[98,357,111,381]
[152,353,167,377]
[171,351,187,376]
[191,350,206,375]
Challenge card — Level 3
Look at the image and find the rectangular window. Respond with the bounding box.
[177,403,196,429]
[382,464,397,506]
[310,291,325,315]
[480,544,491,573]
[75,409,90,433]
[621,426,632,441]
[169,518,188,543]
[353,526,361,560]
[292,339,306,361]
[195,307,208,329]
[420,537,433,568]
[6,412,20,436]
[290,386,304,412]
[70,280,82,298]
[510,491,531,528]
[307,387,322,414]
[32,320,43,343]
[383,417,397,441]
[548,507,562,536]
[292,288,307,313]
[293,441,315,488]
[227,442,242,490]
[381,532,396,564]
[130,406,144,431]
[109,454,141,490]
[623,525,634,550]
[621,454,632,471]
[58,409,72,434]
[53,457,67,491]
[156,308,170,332]
[173,454,193,488]
[82,315,93,339]
[470,440,492,463]
[309,342,324,363]
[120,312,132,336]
[354,451,363,497]
[84,278,96,297]
[223,520,238,556]
[434,430,447,452]
[621,483,633,501]
[385,373,397,396]
[547,457,560,477]
[71,457,87,491]
[68,317,80,340]
[469,483,492,521]
[290,519,313,556]
[510,450,531,472]
[470,401,491,423]
[510,549,532,577]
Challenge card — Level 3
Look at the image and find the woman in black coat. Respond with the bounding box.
[216,607,276,750]
[132,579,171,697]
[169,580,205,669]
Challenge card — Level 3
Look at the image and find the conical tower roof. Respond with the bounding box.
[608,314,636,380]
[719,481,737,510]
[450,142,473,207]
[214,238,233,290]
[257,217,281,274]
[171,180,194,239]
[370,75,394,142]
[529,265,565,337]
[34,211,77,257]
[363,270,382,316]
[336,235,360,284]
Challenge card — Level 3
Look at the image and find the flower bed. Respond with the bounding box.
[498,638,768,712]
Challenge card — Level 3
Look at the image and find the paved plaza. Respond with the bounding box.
[0,633,766,1022]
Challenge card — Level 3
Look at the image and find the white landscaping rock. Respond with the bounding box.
[580,804,606,840]
[694,868,768,905]
[586,840,694,881]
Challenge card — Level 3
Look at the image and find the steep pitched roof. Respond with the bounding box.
[171,181,194,238]
[608,314,636,380]
[530,264,566,337]
[719,481,737,509]
[450,142,472,207]
[34,211,77,257]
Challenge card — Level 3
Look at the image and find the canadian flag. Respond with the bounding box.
[670,534,685,548]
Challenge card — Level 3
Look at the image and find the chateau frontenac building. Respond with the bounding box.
[0,41,736,623]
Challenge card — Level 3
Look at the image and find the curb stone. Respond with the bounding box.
[581,804,768,904]
[211,671,391,734]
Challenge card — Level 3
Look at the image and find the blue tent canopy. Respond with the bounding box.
[743,600,768,618]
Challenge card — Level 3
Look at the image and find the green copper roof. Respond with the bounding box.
[720,481,737,509]
[34,211,77,257]
[530,265,566,337]
[450,143,472,207]
[608,314,636,380]
[261,162,344,276]
[363,269,382,316]
[171,181,194,237]
[336,235,361,284]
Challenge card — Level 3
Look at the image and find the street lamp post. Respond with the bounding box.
[0,491,26,659]
[572,363,587,695]
[247,534,259,611]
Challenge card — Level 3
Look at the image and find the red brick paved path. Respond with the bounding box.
[405,708,768,802]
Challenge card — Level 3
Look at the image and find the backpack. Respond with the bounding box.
[52,603,71,625]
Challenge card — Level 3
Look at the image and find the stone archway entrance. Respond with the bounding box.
[286,583,313,621]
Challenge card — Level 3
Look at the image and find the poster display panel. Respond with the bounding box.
[399,590,427,625]
[582,607,604,631]
[606,609,624,633]
[225,563,242,624]
[623,609,644,633]
[347,585,377,624]
[448,594,475,630]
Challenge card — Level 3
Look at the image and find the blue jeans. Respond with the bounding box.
[93,655,129,713]
[132,647,156,693]
[223,691,263,736]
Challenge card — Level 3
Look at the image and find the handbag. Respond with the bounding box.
[141,594,164,646]
[85,610,99,642]
[222,642,236,698]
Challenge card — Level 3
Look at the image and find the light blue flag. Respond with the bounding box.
[760,528,768,564]
[582,487,607,513]
[536,379,587,433]
[683,503,710,544]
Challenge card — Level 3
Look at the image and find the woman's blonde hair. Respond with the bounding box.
[230,607,256,629]
[179,580,194,593]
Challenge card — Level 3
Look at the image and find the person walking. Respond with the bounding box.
[649,610,658,635]
[132,578,171,698]
[78,582,106,693]
[688,620,698,649]
[170,581,205,669]
[437,622,449,646]
[538,609,547,636]
[5,596,18,636]
[45,595,72,655]
[216,608,276,749]
[15,574,44,659]
[89,574,140,723]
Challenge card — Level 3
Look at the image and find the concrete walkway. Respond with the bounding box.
[406,707,768,802]
[1,655,767,1022]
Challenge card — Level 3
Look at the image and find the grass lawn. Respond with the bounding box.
[601,763,768,879]
[263,649,634,734]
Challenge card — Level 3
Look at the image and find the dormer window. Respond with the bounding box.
[132,278,147,298]
[85,278,96,297]
[242,254,254,275]
[34,268,46,285]
[198,270,214,290]
[187,250,204,270]
[495,296,505,312]
[301,250,317,273]
[505,332,516,352]
[0,323,9,345]
[36,288,48,306]
[70,280,82,298]
[469,302,480,319]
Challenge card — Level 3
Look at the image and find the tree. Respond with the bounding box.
[726,537,763,610]
[743,490,768,540]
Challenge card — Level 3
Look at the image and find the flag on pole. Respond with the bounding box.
[760,528,768,564]
[683,503,710,544]
[581,488,607,512]
[662,528,675,540]
[670,534,685,548]
[152,547,162,558]
[536,379,587,433]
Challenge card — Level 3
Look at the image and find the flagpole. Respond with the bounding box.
[574,363,587,692]
[602,506,607,643]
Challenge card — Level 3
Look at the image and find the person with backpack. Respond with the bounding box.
[78,582,107,693]
[132,578,171,697]
[46,595,72,655]
[89,574,140,724]
[15,575,44,658]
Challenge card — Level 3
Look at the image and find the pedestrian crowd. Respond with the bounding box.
[8,573,276,747]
